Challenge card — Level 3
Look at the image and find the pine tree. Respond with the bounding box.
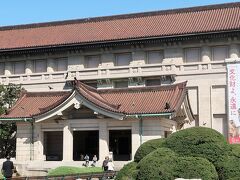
[0,84,21,158]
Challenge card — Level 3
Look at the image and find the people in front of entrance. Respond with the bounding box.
[102,156,109,171]
[91,155,98,167]
[83,154,90,167]
[1,156,14,179]
[107,159,114,171]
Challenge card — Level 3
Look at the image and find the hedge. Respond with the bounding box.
[115,162,138,180]
[164,127,230,165]
[134,138,165,162]
[137,148,218,180]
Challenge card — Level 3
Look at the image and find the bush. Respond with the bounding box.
[0,172,3,180]
[47,166,103,176]
[137,148,178,180]
[115,162,138,180]
[217,155,240,180]
[164,127,230,165]
[134,138,165,162]
[229,144,240,158]
[137,148,218,180]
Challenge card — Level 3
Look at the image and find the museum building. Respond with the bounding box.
[0,2,240,171]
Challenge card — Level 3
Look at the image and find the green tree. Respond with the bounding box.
[0,84,22,158]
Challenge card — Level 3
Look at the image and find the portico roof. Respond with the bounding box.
[0,81,193,121]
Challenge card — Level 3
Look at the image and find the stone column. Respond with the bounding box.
[101,53,114,68]
[132,121,140,160]
[201,46,211,62]
[131,51,145,66]
[99,121,109,162]
[26,60,33,74]
[63,120,73,161]
[198,83,212,128]
[229,44,239,59]
[35,124,45,160]
[4,62,12,75]
[47,59,55,72]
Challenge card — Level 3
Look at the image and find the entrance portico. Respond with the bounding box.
[0,81,194,163]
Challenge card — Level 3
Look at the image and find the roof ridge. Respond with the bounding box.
[98,81,187,93]
[0,2,239,31]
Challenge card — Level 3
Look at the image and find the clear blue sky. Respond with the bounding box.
[0,0,239,27]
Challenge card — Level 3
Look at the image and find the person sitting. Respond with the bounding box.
[83,154,89,167]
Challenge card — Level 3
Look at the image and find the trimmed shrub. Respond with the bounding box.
[134,138,165,162]
[137,148,218,180]
[229,144,240,158]
[164,127,230,165]
[174,157,218,180]
[115,162,138,180]
[217,155,240,180]
[137,148,177,180]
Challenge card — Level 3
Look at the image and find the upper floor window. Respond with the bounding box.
[85,55,100,68]
[54,58,68,71]
[115,53,131,66]
[13,61,25,74]
[0,62,5,75]
[34,59,47,73]
[114,81,128,88]
[184,48,200,63]
[145,78,161,86]
[147,51,164,64]
[212,46,228,61]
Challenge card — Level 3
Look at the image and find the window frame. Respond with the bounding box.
[54,57,68,72]
[146,50,164,64]
[85,55,101,69]
[211,46,229,61]
[0,62,5,75]
[34,59,47,73]
[184,47,201,63]
[114,53,132,66]
[12,61,26,75]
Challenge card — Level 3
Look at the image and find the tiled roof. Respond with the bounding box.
[77,81,187,115]
[0,2,240,51]
[0,81,187,119]
[0,91,71,118]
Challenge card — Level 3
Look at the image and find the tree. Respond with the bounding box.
[0,84,22,158]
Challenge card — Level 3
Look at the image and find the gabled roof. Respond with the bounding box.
[0,2,240,51]
[0,91,71,119]
[76,81,187,115]
[0,81,188,119]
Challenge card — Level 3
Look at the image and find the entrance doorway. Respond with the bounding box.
[73,130,99,161]
[44,131,63,161]
[109,130,131,161]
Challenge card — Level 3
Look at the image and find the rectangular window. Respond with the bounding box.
[13,61,25,74]
[34,59,47,73]
[115,53,131,66]
[114,81,128,88]
[185,48,200,63]
[147,51,164,64]
[145,79,161,86]
[0,62,5,75]
[85,55,100,68]
[212,46,228,61]
[55,58,68,71]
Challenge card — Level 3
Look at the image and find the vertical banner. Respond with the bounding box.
[227,63,240,144]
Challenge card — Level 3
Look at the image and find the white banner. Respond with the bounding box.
[227,63,240,144]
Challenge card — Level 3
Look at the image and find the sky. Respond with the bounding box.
[0,0,239,27]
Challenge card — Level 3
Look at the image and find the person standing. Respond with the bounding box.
[91,155,97,167]
[102,156,109,171]
[84,154,89,167]
[107,159,114,171]
[1,156,14,179]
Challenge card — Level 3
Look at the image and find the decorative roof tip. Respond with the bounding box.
[0,2,240,31]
